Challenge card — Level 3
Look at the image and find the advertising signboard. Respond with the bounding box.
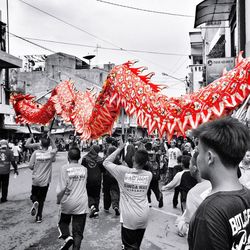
[206,57,235,84]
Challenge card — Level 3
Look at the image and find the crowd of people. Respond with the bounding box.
[0,117,250,249]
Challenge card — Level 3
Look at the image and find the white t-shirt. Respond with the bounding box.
[184,180,211,223]
[239,163,250,188]
[176,180,211,236]
[167,147,182,168]
[56,162,88,214]
[103,150,152,230]
[12,145,20,157]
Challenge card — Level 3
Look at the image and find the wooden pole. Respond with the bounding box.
[26,124,32,134]
[49,117,55,132]
[35,88,54,103]
[121,108,125,142]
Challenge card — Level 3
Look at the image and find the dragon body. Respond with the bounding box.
[10,54,250,140]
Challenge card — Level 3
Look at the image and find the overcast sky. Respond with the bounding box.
[0,0,202,96]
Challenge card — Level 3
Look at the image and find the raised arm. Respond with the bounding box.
[25,136,41,150]
[161,171,183,191]
[103,142,127,178]
[48,133,58,153]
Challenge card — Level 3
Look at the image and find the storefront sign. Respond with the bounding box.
[206,57,235,84]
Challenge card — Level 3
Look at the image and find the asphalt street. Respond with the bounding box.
[0,152,188,250]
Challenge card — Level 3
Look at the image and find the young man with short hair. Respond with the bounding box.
[103,143,152,250]
[166,140,182,183]
[28,135,57,223]
[57,147,88,250]
[188,117,250,249]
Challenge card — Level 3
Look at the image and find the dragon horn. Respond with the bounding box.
[125,60,139,67]
[145,72,155,79]
[130,66,148,75]
[137,66,148,73]
[129,59,139,64]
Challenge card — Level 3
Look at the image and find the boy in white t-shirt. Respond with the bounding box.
[103,142,152,250]
[166,140,182,183]
[57,147,88,250]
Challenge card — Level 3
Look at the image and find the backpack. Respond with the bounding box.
[147,152,160,181]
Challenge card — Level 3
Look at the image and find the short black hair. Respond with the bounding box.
[192,117,250,167]
[41,137,50,148]
[145,142,152,151]
[177,155,182,164]
[106,136,115,144]
[107,146,117,155]
[68,147,81,161]
[182,155,191,169]
[134,149,149,168]
[69,142,78,149]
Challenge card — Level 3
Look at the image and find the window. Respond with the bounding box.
[99,72,103,83]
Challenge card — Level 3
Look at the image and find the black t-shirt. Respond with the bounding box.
[81,157,103,186]
[173,164,183,177]
[188,187,250,250]
[179,171,197,202]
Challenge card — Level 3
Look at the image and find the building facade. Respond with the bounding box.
[189,31,204,92]
[13,52,114,97]
[189,0,250,91]
[0,19,22,138]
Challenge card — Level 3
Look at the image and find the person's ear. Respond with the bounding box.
[193,165,198,172]
[207,150,215,166]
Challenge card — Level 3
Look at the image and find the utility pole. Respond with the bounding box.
[4,0,10,104]
[6,0,9,53]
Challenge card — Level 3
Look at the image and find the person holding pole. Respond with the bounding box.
[28,133,57,223]
[103,141,152,250]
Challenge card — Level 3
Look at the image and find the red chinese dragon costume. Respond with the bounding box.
[10,53,250,140]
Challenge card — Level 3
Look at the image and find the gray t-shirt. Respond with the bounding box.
[57,162,88,214]
[29,148,57,186]
[103,149,152,230]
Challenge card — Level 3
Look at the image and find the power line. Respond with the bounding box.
[16,0,186,73]
[10,32,56,53]
[10,32,188,89]
[172,57,189,75]
[169,55,185,72]
[96,0,194,18]
[22,37,188,56]
[18,0,128,50]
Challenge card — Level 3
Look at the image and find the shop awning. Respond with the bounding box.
[3,124,41,134]
[194,0,236,28]
[15,126,41,134]
[51,127,75,134]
